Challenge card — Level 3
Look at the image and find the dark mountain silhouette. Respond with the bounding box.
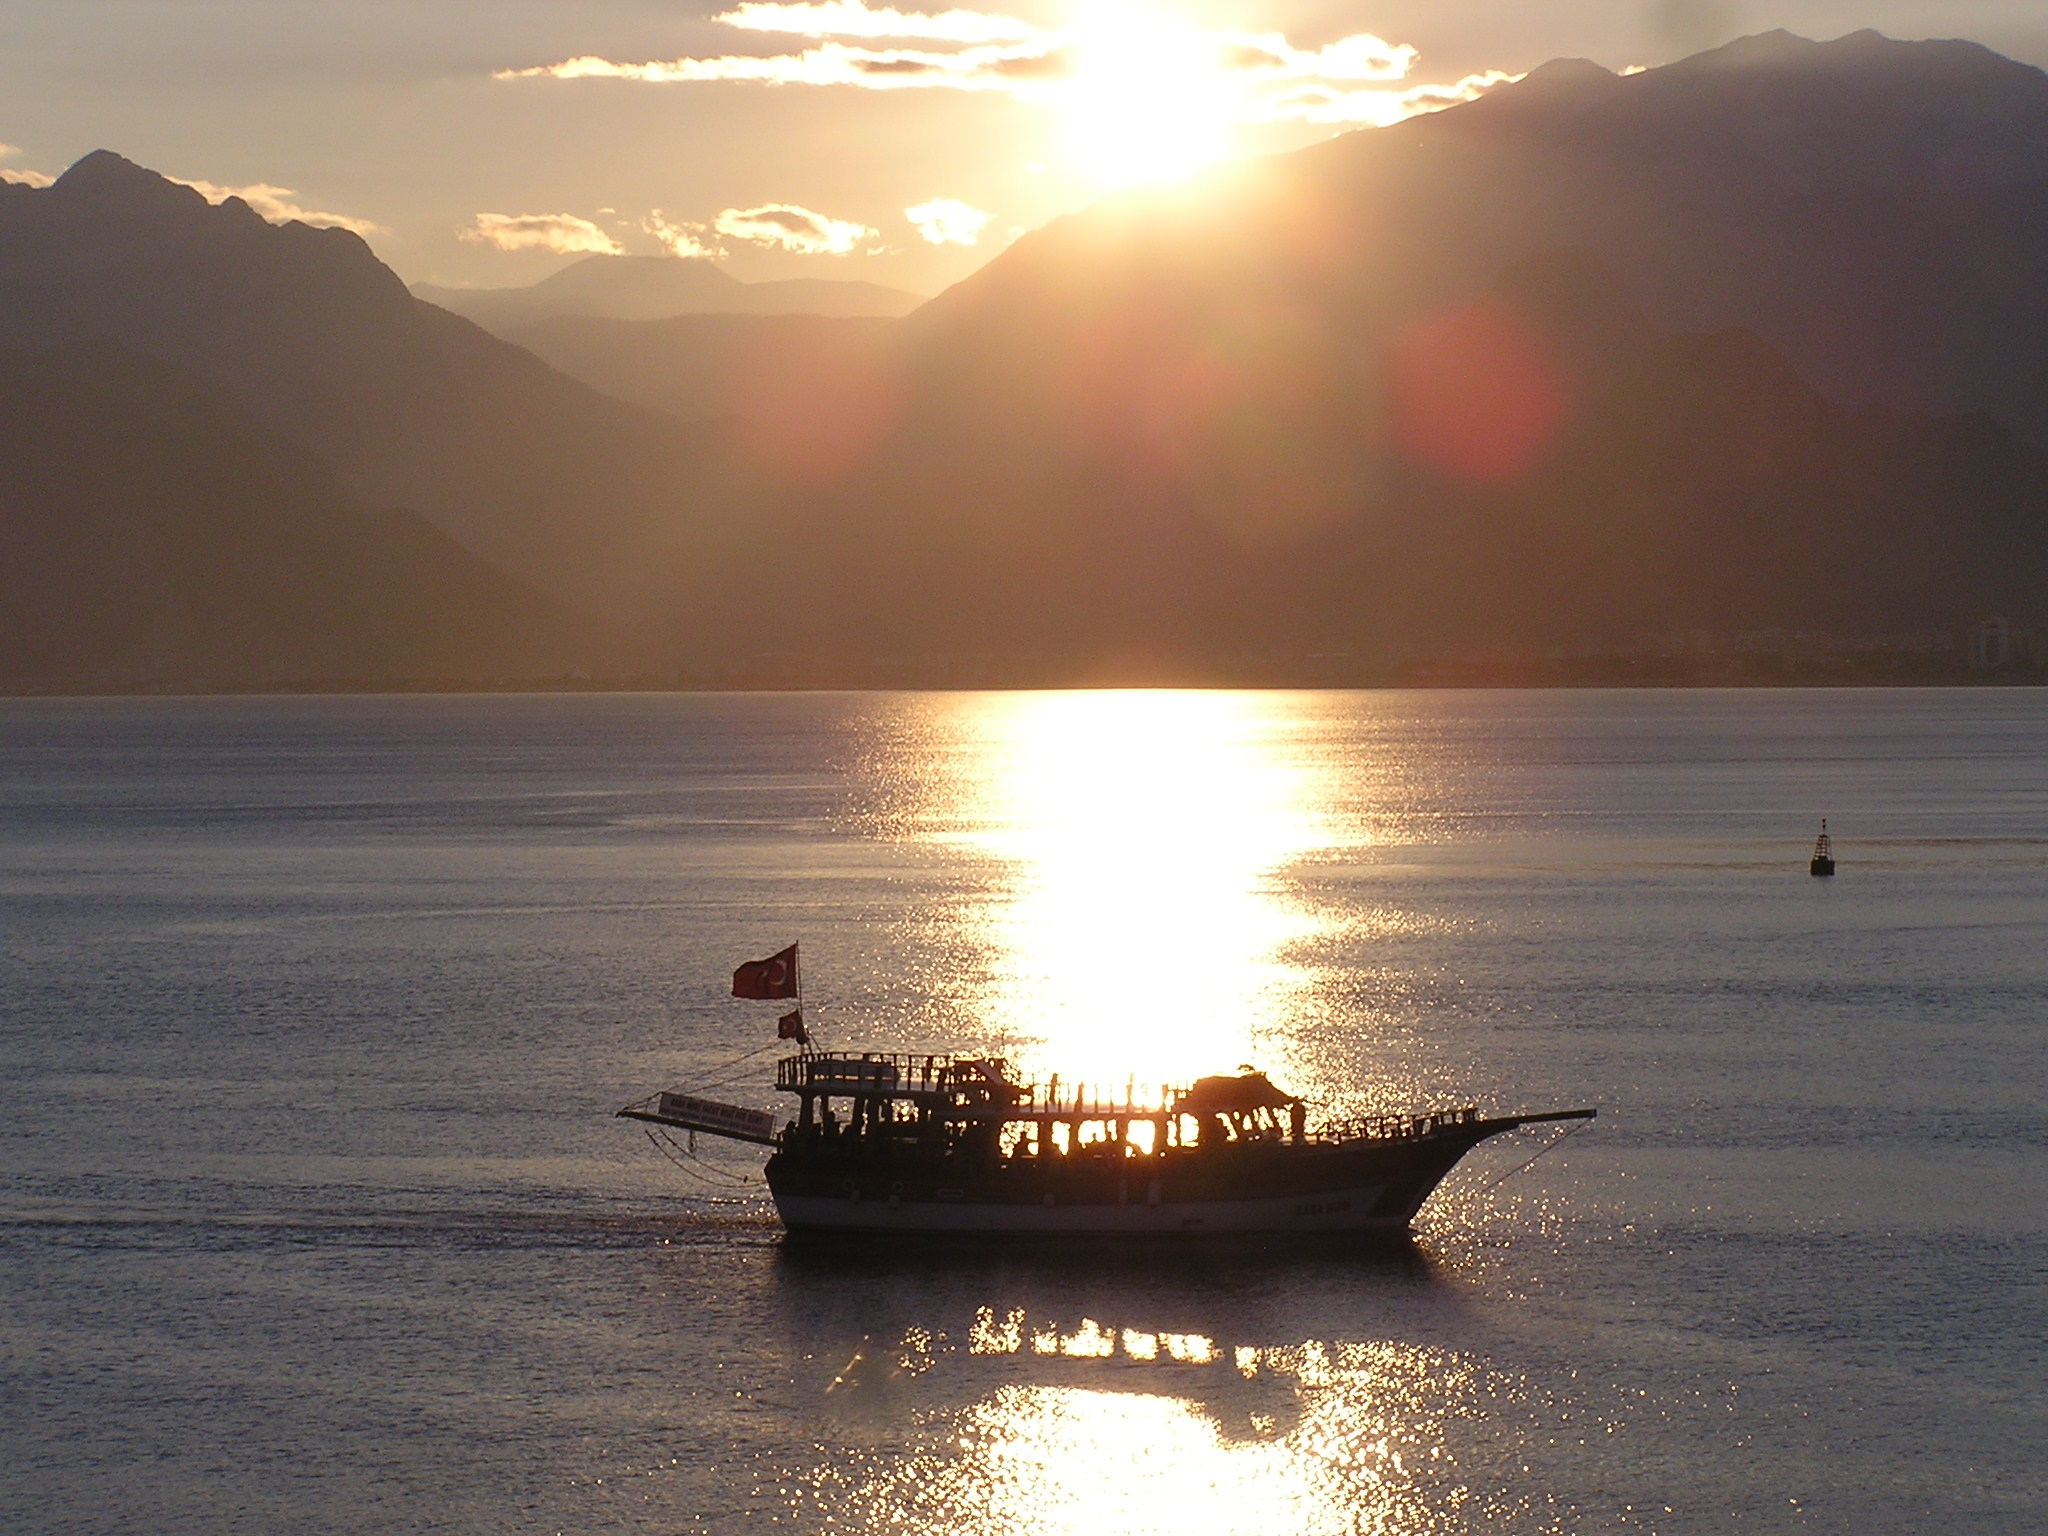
[914,29,2048,444]
[413,255,924,333]
[655,245,2048,678]
[0,153,754,617]
[618,29,2048,677]
[0,344,594,689]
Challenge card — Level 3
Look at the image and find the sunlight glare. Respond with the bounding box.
[954,691,1328,1084]
[1060,0,1239,186]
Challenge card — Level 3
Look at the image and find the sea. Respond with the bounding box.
[0,689,2042,1536]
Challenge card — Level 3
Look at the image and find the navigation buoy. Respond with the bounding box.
[1810,819,1835,877]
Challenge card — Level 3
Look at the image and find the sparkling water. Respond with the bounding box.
[2,690,2043,1534]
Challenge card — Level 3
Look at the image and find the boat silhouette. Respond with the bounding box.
[622,1050,1592,1242]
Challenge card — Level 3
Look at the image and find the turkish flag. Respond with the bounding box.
[777,1009,809,1043]
[733,943,799,1000]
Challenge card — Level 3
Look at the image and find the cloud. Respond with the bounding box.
[176,179,382,235]
[499,9,1514,145]
[461,211,624,255]
[1256,69,1521,127]
[905,197,989,244]
[714,203,875,254]
[644,210,718,259]
[1,168,55,188]
[717,0,1038,44]
[501,39,1069,93]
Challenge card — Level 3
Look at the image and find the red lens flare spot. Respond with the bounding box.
[726,328,904,483]
[1388,299,1572,485]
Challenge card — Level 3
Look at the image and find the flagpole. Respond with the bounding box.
[795,941,810,1055]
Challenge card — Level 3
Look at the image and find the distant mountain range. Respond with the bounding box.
[2,30,2047,688]
[0,152,751,626]
[693,246,2048,674]
[413,256,925,333]
[0,344,592,688]
[503,311,898,432]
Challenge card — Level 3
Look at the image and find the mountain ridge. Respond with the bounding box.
[414,254,926,333]
[0,151,757,620]
[0,342,597,689]
[5,35,2048,686]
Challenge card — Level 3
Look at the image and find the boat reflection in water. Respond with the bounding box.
[827,1307,1310,1441]
[792,1286,1508,1535]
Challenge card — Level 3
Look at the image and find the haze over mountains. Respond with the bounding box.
[4,29,2048,688]
[0,345,591,688]
[413,255,924,333]
[0,153,750,623]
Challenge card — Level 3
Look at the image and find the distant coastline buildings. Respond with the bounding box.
[1968,617,2017,669]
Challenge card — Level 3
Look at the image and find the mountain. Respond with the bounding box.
[0,153,753,619]
[0,344,594,689]
[619,28,2048,676]
[1337,28,2048,440]
[413,255,925,334]
[672,246,2048,676]
[7,34,2048,688]
[917,28,2048,442]
[503,311,899,431]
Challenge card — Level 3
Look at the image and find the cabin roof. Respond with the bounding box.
[1177,1071,1300,1114]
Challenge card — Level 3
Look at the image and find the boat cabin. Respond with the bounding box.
[774,1052,1317,1164]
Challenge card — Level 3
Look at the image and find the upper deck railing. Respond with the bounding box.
[775,1052,1482,1142]
[1309,1107,1482,1143]
[776,1051,1185,1118]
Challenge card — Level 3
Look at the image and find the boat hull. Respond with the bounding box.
[771,1185,1414,1236]
[764,1128,1499,1238]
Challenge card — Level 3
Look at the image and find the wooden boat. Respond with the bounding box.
[621,1049,1593,1240]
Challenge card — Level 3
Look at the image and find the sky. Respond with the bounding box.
[2,0,2045,296]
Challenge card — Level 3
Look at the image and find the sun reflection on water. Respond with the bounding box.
[821,1306,1501,1536]
[941,691,1336,1085]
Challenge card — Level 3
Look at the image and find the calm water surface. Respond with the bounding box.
[0,690,2043,1535]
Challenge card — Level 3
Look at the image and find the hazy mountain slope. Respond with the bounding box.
[503,312,899,427]
[620,28,2048,675]
[0,155,754,617]
[0,345,595,689]
[738,277,924,319]
[414,255,924,334]
[914,30,2048,445]
[7,33,2048,687]
[672,250,2048,675]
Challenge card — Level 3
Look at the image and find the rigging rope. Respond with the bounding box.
[1475,1117,1588,1196]
[644,1126,760,1190]
[685,1036,788,1093]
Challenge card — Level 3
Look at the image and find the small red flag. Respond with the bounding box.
[777,1009,809,1043]
[733,943,799,1000]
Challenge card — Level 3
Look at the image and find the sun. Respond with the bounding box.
[1058,0,1242,188]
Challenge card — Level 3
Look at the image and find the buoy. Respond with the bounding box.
[1810,819,1835,877]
